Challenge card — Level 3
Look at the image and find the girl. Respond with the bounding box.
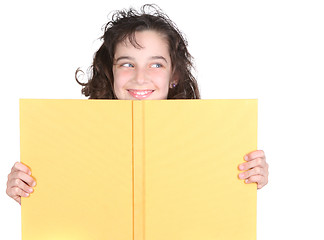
[6,4,268,204]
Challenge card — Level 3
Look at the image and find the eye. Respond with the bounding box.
[121,63,134,68]
[151,63,163,68]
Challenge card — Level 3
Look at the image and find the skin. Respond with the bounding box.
[113,30,175,100]
[6,30,268,204]
[6,162,36,204]
[239,150,268,189]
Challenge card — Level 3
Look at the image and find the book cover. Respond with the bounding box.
[20,99,257,240]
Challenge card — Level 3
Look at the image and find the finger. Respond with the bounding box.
[11,162,32,175]
[8,178,34,194]
[239,157,266,171]
[6,188,21,205]
[239,167,264,180]
[7,186,30,199]
[15,196,21,205]
[244,150,265,161]
[10,171,36,187]
[258,177,268,189]
[245,175,266,189]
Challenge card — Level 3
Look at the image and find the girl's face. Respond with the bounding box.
[113,30,174,100]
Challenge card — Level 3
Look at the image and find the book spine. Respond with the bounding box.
[133,101,145,240]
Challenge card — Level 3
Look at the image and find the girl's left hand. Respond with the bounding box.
[238,150,268,189]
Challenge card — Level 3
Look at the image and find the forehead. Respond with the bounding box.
[115,30,170,56]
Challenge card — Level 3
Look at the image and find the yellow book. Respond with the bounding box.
[20,99,257,240]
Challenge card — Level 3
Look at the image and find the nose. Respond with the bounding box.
[134,68,147,84]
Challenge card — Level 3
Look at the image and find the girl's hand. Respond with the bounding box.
[238,150,268,189]
[6,162,36,205]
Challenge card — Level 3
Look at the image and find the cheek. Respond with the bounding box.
[113,71,132,91]
[150,71,171,89]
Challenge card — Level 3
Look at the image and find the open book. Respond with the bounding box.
[20,99,257,240]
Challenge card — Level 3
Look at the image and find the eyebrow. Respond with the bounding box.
[115,56,134,62]
[150,56,168,63]
[115,56,168,63]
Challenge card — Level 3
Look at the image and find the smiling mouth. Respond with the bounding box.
[127,89,155,99]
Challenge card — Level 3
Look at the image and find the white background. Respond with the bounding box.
[1,1,323,239]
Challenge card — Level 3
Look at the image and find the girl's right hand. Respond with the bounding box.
[6,162,36,205]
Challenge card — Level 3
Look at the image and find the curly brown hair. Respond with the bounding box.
[75,4,200,99]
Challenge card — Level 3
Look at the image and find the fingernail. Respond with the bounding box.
[25,193,30,197]
[239,165,244,170]
[244,155,248,161]
[32,182,36,187]
[239,173,244,179]
[28,188,33,193]
[245,179,249,183]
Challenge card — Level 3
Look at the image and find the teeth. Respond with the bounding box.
[131,90,152,95]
